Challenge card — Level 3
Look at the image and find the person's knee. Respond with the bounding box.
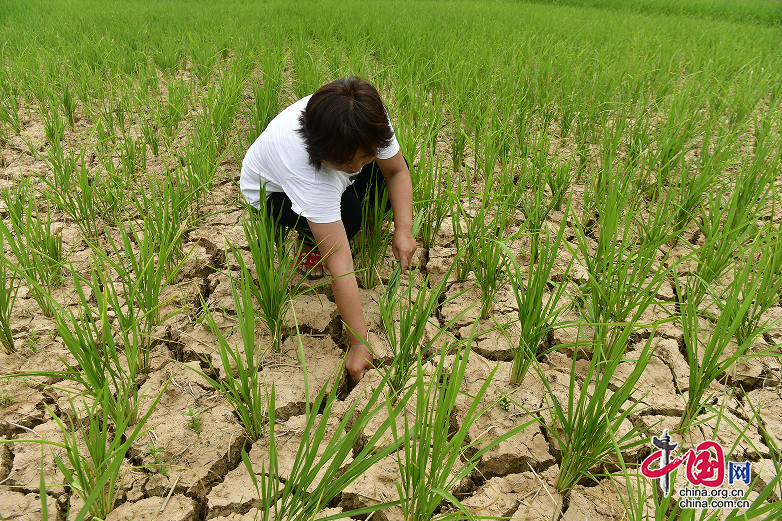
[341,191,362,239]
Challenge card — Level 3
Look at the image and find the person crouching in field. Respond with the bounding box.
[240,76,417,384]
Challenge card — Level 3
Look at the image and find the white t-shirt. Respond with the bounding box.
[240,95,400,223]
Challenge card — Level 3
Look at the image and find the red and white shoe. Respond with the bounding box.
[296,248,324,280]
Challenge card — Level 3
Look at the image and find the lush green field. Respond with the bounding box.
[1,0,781,519]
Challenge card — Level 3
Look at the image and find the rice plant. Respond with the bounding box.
[4,382,165,521]
[189,261,270,441]
[5,260,143,426]
[689,179,756,307]
[544,159,573,213]
[0,177,28,232]
[0,199,63,317]
[540,328,655,494]
[182,117,222,213]
[238,47,283,151]
[731,226,782,345]
[378,259,465,400]
[240,202,320,352]
[44,142,105,240]
[518,183,552,265]
[503,212,572,385]
[390,343,535,521]
[95,216,187,358]
[0,234,19,353]
[352,185,393,289]
[413,149,453,250]
[472,195,515,320]
[131,173,193,276]
[675,251,777,431]
[568,178,673,357]
[240,334,414,520]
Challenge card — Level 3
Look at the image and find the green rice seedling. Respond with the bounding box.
[451,169,502,285]
[38,100,65,145]
[540,328,655,494]
[239,203,320,352]
[61,85,76,128]
[0,200,63,317]
[545,159,573,213]
[44,143,105,240]
[8,261,141,425]
[132,174,193,276]
[204,68,245,150]
[188,264,268,441]
[731,227,782,345]
[7,382,165,521]
[183,116,222,213]
[449,175,473,283]
[0,234,19,353]
[394,91,442,165]
[239,48,283,150]
[502,213,572,385]
[153,40,184,74]
[390,342,535,521]
[648,92,702,187]
[352,185,393,289]
[518,183,552,265]
[241,342,414,521]
[0,91,21,139]
[690,177,757,307]
[413,149,453,249]
[189,37,218,85]
[668,125,736,243]
[292,36,326,99]
[132,86,162,156]
[378,258,464,400]
[0,177,28,232]
[119,134,146,182]
[159,76,191,143]
[472,192,516,320]
[22,200,64,286]
[674,256,775,431]
[96,216,186,360]
[89,252,151,375]
[568,184,672,357]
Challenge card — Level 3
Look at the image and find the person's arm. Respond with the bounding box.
[376,151,417,272]
[307,219,373,383]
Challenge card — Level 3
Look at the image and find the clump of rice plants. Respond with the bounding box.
[240,337,413,520]
[541,328,655,494]
[11,261,143,425]
[0,234,19,353]
[675,249,778,431]
[352,184,393,290]
[93,216,187,371]
[503,211,572,385]
[378,259,465,400]
[413,149,453,250]
[391,342,535,520]
[189,263,269,441]
[0,197,63,317]
[568,175,673,359]
[239,200,320,352]
[2,382,165,521]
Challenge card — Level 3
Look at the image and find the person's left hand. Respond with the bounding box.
[392,230,417,273]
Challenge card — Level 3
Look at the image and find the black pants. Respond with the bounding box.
[266,160,392,247]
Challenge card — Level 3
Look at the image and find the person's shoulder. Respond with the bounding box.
[265,95,311,134]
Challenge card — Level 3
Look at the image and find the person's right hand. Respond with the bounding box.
[345,341,374,384]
